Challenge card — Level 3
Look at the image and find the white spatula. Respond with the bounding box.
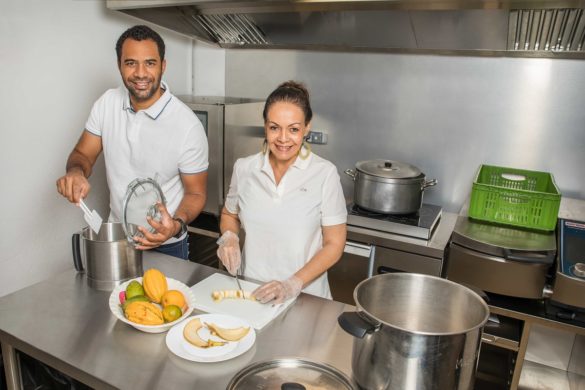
[79,199,103,234]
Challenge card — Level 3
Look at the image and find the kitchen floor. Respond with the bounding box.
[519,360,585,390]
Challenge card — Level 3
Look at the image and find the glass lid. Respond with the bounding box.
[227,358,356,390]
[355,159,421,179]
[121,177,166,244]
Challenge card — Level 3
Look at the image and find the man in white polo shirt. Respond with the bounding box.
[57,25,208,260]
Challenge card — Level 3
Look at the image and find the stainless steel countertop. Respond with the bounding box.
[0,253,355,389]
[347,210,458,258]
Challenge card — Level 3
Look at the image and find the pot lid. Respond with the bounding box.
[227,358,356,390]
[355,159,422,179]
[121,177,166,244]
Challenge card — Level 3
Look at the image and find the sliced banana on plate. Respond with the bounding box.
[183,318,251,348]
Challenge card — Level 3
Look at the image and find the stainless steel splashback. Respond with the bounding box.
[107,0,585,58]
[224,49,585,212]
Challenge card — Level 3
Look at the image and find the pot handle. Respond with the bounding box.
[281,383,306,390]
[421,179,438,190]
[72,233,84,273]
[344,169,357,181]
[338,311,380,338]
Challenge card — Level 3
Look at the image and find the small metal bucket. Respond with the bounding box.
[72,222,143,291]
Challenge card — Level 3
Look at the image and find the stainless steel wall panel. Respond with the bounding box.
[225,49,585,212]
[252,11,418,49]
[223,102,266,196]
[411,10,509,50]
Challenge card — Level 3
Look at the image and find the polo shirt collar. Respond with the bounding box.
[122,81,172,119]
[259,145,313,174]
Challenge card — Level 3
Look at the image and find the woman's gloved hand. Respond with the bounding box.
[216,231,241,275]
[252,275,303,305]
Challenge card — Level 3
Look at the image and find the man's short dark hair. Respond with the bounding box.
[116,25,165,64]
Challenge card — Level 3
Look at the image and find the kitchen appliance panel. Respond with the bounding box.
[550,198,585,311]
[446,201,556,300]
[328,250,371,306]
[447,242,551,299]
[374,245,442,276]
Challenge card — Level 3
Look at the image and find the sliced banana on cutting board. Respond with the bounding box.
[212,289,256,302]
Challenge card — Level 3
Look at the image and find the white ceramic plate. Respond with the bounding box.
[166,314,256,362]
[108,277,196,333]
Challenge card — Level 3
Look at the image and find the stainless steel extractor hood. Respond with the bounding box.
[106,0,585,58]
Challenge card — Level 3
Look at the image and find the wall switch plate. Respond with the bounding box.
[306,131,328,145]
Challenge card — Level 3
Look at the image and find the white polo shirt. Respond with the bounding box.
[85,82,208,242]
[224,150,347,299]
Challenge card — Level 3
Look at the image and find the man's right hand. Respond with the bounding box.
[56,168,90,204]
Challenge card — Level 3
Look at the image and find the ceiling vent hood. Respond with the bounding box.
[106,1,585,58]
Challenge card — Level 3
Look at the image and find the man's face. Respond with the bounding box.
[119,38,166,108]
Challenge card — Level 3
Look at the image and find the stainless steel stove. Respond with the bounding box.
[347,203,442,240]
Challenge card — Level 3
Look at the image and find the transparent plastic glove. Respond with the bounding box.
[216,231,241,275]
[252,275,303,305]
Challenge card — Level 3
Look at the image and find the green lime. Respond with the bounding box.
[162,305,182,323]
[125,281,145,300]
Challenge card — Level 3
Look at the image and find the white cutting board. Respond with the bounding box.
[189,273,295,330]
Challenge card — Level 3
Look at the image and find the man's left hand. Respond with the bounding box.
[134,202,179,250]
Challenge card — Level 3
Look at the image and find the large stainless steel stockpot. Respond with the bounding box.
[72,222,143,291]
[345,159,437,214]
[338,273,489,390]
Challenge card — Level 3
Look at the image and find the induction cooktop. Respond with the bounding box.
[347,203,442,240]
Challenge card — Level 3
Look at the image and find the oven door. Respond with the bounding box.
[186,103,224,216]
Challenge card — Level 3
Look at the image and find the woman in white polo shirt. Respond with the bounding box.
[217,81,347,304]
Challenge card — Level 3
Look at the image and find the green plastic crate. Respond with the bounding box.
[468,165,561,231]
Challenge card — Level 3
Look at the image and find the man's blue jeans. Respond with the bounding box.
[153,236,189,260]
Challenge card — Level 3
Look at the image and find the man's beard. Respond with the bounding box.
[125,75,161,103]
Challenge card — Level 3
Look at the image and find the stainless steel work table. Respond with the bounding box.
[0,252,355,390]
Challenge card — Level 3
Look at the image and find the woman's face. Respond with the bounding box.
[265,101,310,165]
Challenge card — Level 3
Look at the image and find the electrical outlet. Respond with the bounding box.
[306,131,328,145]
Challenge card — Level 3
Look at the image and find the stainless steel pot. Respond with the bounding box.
[345,159,437,214]
[72,222,143,291]
[338,273,489,390]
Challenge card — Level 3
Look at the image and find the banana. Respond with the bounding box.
[211,289,255,302]
[206,322,250,342]
[183,318,227,348]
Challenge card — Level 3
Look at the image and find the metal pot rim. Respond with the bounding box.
[352,273,490,336]
[226,357,357,390]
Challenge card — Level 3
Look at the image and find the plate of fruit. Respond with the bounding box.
[108,268,196,333]
[165,313,256,362]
